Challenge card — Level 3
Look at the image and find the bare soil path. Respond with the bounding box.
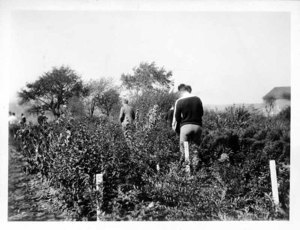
[8,145,64,221]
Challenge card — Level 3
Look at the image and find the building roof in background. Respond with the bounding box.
[263,86,291,100]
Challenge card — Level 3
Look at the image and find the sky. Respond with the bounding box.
[9,10,290,105]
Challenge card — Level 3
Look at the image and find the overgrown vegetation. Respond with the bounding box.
[13,105,290,221]
[10,63,290,221]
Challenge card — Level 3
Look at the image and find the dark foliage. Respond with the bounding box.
[121,62,173,93]
[15,105,290,220]
[18,66,87,117]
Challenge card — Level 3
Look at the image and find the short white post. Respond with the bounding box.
[156,163,160,172]
[96,173,103,221]
[269,160,279,205]
[184,141,190,175]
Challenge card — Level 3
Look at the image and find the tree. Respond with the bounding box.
[95,88,120,117]
[67,96,86,118]
[120,62,173,94]
[131,89,178,123]
[120,62,176,122]
[83,78,114,117]
[18,66,87,117]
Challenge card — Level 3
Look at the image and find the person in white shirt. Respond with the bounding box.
[8,112,18,125]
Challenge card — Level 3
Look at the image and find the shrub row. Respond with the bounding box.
[15,106,290,220]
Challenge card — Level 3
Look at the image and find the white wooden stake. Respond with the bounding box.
[96,173,103,221]
[184,141,189,162]
[184,141,190,175]
[156,163,160,172]
[269,160,279,205]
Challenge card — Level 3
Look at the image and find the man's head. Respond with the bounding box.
[177,83,192,96]
[185,85,192,93]
[177,84,186,92]
[123,99,129,105]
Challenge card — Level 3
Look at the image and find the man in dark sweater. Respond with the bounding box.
[172,84,203,155]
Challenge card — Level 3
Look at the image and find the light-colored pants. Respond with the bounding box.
[179,124,202,172]
[180,124,202,143]
[179,124,202,156]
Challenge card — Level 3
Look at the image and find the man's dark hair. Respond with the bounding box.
[185,85,192,93]
[178,84,186,91]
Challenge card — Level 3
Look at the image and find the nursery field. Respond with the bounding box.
[8,106,290,221]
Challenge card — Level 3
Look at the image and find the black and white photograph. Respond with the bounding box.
[1,0,300,226]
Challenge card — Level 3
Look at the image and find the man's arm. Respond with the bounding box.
[172,100,181,132]
[172,102,177,131]
[199,98,204,117]
[175,101,182,124]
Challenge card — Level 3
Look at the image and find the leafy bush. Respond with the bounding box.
[17,117,132,219]
[15,105,290,220]
[276,106,290,121]
[131,89,178,125]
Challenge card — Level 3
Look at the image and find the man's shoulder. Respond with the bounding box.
[175,96,187,104]
[177,95,201,103]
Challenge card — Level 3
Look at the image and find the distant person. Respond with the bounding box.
[165,106,174,128]
[172,84,203,158]
[37,110,48,125]
[20,113,26,125]
[8,112,18,125]
[8,111,12,123]
[185,85,192,93]
[8,112,18,139]
[119,99,135,129]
